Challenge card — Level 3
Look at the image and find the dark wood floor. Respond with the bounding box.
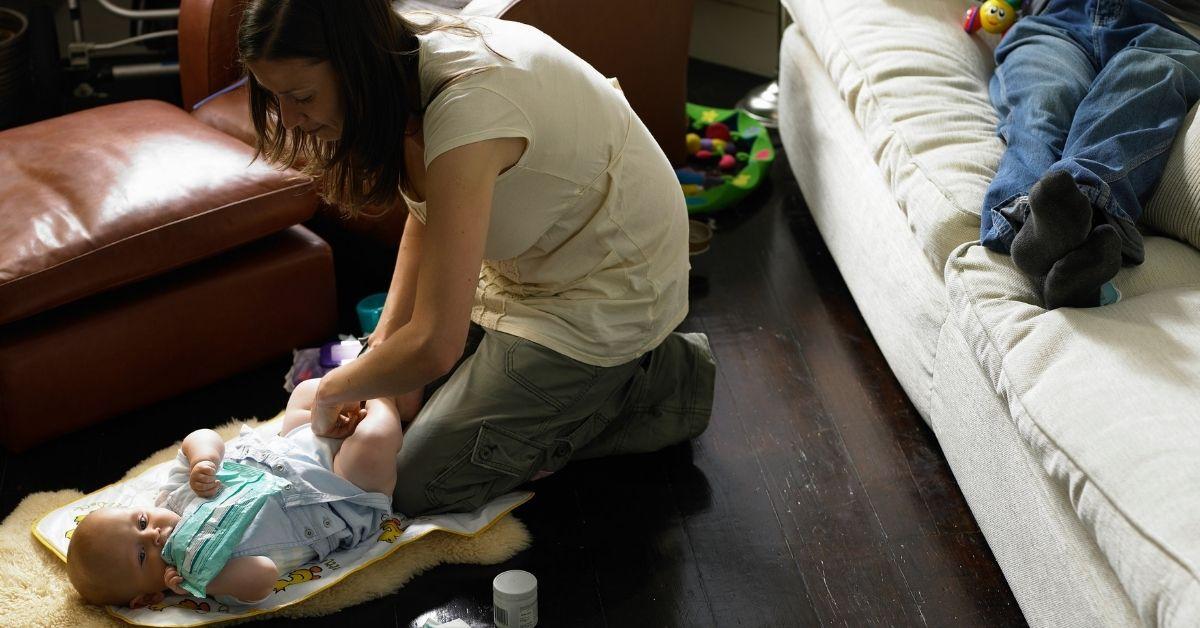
[0,61,1027,627]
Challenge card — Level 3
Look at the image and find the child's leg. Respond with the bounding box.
[280,378,322,435]
[980,15,1097,254]
[1054,28,1200,263]
[331,396,403,496]
[1029,20,1200,306]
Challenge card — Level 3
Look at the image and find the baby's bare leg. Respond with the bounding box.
[280,378,322,435]
[332,397,403,495]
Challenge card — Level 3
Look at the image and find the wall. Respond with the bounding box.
[689,0,782,78]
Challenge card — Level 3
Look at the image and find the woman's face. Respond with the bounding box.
[246,57,344,141]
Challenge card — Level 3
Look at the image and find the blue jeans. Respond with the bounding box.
[980,0,1200,264]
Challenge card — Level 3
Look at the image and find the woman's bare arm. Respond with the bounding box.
[372,212,425,347]
[312,137,524,413]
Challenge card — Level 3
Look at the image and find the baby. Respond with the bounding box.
[66,378,404,608]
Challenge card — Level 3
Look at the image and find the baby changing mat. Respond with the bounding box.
[32,419,532,627]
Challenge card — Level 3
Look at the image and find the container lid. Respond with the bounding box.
[493,570,537,601]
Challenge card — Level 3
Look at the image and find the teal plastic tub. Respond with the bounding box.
[356,292,387,335]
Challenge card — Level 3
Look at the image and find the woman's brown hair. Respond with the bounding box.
[239,0,485,213]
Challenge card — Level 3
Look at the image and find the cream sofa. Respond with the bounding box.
[777,1,1200,626]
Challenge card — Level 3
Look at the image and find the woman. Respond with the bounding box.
[238,0,715,516]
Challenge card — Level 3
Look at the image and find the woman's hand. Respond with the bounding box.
[311,401,367,439]
[189,460,220,498]
[164,566,187,595]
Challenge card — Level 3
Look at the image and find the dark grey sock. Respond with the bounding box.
[1043,224,1122,309]
[1011,170,1093,277]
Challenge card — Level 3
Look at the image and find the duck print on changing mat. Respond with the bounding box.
[147,598,230,614]
[273,566,323,594]
[378,517,405,543]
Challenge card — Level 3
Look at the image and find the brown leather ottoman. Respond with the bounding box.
[0,100,336,451]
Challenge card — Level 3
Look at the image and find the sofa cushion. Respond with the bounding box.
[0,99,318,325]
[781,0,1000,269]
[1146,104,1200,251]
[944,239,1200,627]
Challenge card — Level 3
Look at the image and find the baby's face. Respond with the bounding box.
[85,507,181,604]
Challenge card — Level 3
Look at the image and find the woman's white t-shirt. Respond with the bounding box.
[406,15,690,367]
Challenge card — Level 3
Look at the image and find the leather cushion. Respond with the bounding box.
[0,225,336,452]
[0,99,318,325]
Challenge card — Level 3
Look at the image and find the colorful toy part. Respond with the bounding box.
[681,103,776,214]
[963,0,1021,35]
[704,121,732,141]
[273,565,323,594]
[686,133,701,154]
[675,167,705,186]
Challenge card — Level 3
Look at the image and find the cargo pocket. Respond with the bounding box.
[424,422,547,511]
[471,421,547,478]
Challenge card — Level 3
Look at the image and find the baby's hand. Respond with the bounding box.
[164,566,187,595]
[189,459,221,498]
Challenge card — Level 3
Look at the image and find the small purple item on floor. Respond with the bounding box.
[284,347,326,392]
[285,338,365,392]
[320,339,365,368]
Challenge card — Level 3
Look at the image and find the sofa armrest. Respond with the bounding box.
[467,0,694,164]
[178,0,244,112]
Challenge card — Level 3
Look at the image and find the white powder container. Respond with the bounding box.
[492,569,537,627]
